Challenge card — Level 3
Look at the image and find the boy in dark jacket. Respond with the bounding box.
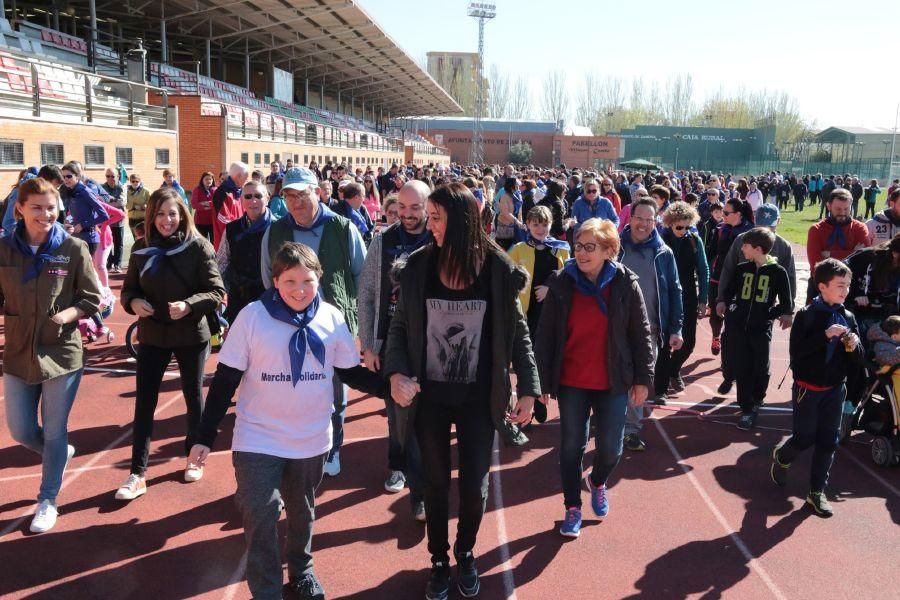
[718,227,793,430]
[770,259,862,517]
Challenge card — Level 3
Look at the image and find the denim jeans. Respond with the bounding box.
[626,333,658,435]
[777,384,844,492]
[558,386,628,509]
[384,394,424,504]
[4,369,83,502]
[329,373,347,461]
[233,450,326,600]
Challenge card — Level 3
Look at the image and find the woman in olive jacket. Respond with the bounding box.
[533,218,655,538]
[1,177,101,533]
[116,187,225,501]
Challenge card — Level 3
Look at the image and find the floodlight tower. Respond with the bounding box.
[467,2,495,165]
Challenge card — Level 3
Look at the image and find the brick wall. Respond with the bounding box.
[149,95,225,190]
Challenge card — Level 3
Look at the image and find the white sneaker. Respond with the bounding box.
[65,444,75,470]
[384,470,406,493]
[29,500,58,533]
[184,462,204,482]
[323,452,341,477]
[115,474,147,500]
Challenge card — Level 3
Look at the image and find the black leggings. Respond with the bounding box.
[416,395,494,564]
[108,227,125,268]
[669,299,698,377]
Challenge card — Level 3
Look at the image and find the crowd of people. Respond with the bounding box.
[1,157,898,600]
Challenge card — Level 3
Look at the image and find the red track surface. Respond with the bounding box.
[1,250,898,599]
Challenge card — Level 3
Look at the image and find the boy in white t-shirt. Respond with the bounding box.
[189,242,384,600]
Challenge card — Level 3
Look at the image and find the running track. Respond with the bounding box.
[1,246,898,599]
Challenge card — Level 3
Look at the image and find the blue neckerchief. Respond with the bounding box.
[824,217,848,250]
[527,235,569,251]
[133,233,194,276]
[284,203,335,233]
[622,226,662,258]
[259,287,325,387]
[388,226,431,258]
[3,221,68,282]
[341,202,369,235]
[563,258,618,314]
[234,209,272,242]
[509,190,523,216]
[811,295,850,363]
[473,188,484,205]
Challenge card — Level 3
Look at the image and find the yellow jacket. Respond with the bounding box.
[507,241,569,313]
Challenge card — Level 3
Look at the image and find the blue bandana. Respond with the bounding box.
[259,287,325,387]
[824,218,848,250]
[133,233,194,277]
[811,295,850,363]
[3,221,68,282]
[284,202,335,232]
[527,235,569,251]
[563,258,618,314]
[340,202,369,235]
[234,209,272,242]
[387,226,431,258]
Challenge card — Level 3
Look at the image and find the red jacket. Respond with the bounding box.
[602,191,622,214]
[191,185,216,226]
[212,193,244,250]
[806,219,869,266]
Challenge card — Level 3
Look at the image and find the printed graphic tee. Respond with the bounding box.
[423,255,492,406]
[218,299,359,459]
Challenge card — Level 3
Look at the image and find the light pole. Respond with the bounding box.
[467,2,496,165]
[856,142,864,174]
[673,133,682,171]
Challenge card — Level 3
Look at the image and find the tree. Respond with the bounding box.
[488,64,510,119]
[508,141,533,165]
[509,75,532,120]
[540,69,570,123]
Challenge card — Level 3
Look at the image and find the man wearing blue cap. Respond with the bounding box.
[261,167,367,477]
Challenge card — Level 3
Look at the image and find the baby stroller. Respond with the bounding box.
[78,286,116,343]
[841,360,900,467]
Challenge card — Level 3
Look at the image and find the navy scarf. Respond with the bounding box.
[824,217,849,250]
[811,295,850,363]
[3,221,68,282]
[133,232,194,276]
[527,234,569,251]
[234,209,272,242]
[563,258,618,314]
[284,203,335,232]
[340,202,369,235]
[388,226,431,258]
[260,287,325,387]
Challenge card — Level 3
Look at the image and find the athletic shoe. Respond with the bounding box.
[623,433,646,452]
[717,379,733,395]
[736,412,757,431]
[115,474,147,500]
[65,444,75,471]
[184,462,204,482]
[770,447,789,487]
[559,507,582,538]
[285,572,325,600]
[29,500,58,534]
[454,546,480,598]
[669,375,685,393]
[806,491,834,517]
[533,399,547,424]
[585,476,609,518]
[413,501,426,522]
[650,394,667,406]
[711,337,721,355]
[384,470,406,493]
[425,561,451,600]
[323,452,340,477]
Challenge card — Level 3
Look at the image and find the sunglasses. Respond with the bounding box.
[585,189,599,194]
[673,225,689,231]
[243,193,263,200]
[106,174,116,178]
[722,210,736,215]
[63,174,76,179]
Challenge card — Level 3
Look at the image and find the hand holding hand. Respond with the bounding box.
[362,349,381,373]
[716,302,727,318]
[390,374,420,407]
[507,395,535,426]
[669,334,684,351]
[188,444,210,467]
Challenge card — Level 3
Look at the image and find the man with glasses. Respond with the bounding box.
[571,179,619,235]
[102,168,127,272]
[261,168,367,478]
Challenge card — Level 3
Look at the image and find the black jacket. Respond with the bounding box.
[790,303,862,388]
[533,264,655,396]
[722,257,792,332]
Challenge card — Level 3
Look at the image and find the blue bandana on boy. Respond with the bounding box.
[527,234,569,251]
[260,287,325,387]
[811,295,850,363]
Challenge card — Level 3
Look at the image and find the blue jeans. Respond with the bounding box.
[558,386,628,509]
[329,373,347,460]
[4,369,83,502]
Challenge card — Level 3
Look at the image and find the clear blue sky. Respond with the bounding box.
[358,0,900,128]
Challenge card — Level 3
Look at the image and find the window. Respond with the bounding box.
[0,140,24,166]
[155,148,170,167]
[240,152,249,164]
[254,153,261,166]
[294,154,299,163]
[41,143,65,166]
[84,145,105,166]
[303,154,309,164]
[115,147,133,166]
[264,153,270,165]
[274,153,280,163]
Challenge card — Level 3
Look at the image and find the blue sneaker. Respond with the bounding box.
[585,476,609,518]
[559,507,582,538]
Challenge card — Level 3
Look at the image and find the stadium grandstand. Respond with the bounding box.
[0,0,459,190]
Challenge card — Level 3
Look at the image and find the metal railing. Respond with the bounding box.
[0,49,171,130]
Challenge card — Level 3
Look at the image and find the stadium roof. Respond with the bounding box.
[815,126,895,143]
[403,117,566,134]
[63,0,462,117]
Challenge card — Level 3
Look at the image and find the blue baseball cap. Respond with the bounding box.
[755,203,780,227]
[281,167,318,192]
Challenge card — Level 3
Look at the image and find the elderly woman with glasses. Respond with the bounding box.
[570,178,619,236]
[534,217,654,538]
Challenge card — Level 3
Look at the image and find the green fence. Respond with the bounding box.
[644,156,893,182]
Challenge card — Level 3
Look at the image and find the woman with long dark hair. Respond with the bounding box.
[384,182,540,600]
[190,171,216,241]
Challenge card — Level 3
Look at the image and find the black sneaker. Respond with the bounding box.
[651,394,667,406]
[736,412,756,431]
[717,379,734,395]
[770,447,789,487]
[533,399,547,424]
[669,375,685,393]
[412,500,426,523]
[454,547,480,598]
[806,491,834,518]
[425,561,451,600]
[285,573,325,600]
[624,433,646,452]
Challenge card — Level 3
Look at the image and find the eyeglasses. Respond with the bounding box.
[62,174,76,179]
[585,189,599,195]
[243,193,263,200]
[573,242,599,253]
[722,210,736,215]
[106,174,116,178]
[673,225,690,231]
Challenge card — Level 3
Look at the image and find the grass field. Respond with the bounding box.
[774,191,885,245]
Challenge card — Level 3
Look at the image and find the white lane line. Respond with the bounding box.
[838,445,900,498]
[0,392,185,538]
[653,419,788,600]
[222,550,249,600]
[490,434,518,600]
[663,399,793,413]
